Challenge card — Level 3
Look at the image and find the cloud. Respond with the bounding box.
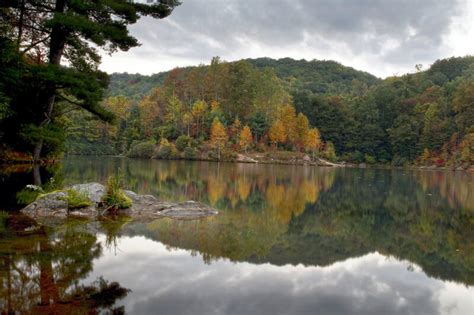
[100,0,472,77]
[85,235,474,315]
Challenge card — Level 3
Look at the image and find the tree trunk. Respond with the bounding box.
[33,0,67,162]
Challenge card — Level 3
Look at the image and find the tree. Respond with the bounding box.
[294,113,310,151]
[210,117,228,160]
[164,95,184,138]
[453,80,474,135]
[323,141,337,161]
[191,100,208,137]
[0,0,180,161]
[269,119,286,148]
[239,125,253,153]
[304,128,322,159]
[229,118,242,143]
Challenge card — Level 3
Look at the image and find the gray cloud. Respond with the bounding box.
[101,0,471,77]
[84,236,473,315]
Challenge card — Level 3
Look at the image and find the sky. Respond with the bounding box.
[100,0,474,78]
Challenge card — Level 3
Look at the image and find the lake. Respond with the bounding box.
[0,156,473,314]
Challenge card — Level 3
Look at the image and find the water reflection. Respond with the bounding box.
[60,158,474,285]
[87,235,473,315]
[0,157,473,314]
[0,216,129,314]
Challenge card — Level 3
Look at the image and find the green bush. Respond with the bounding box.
[102,174,132,211]
[183,146,197,160]
[175,135,192,151]
[127,141,155,158]
[364,154,376,164]
[155,144,172,159]
[62,189,92,209]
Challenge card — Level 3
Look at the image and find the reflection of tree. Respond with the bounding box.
[136,168,473,286]
[62,157,473,285]
[0,216,129,313]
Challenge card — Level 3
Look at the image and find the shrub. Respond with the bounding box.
[364,154,376,164]
[183,146,197,160]
[62,189,92,209]
[175,135,192,151]
[155,144,172,159]
[127,141,155,158]
[102,174,132,211]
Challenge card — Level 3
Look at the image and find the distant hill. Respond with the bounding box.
[107,57,381,99]
[246,57,381,94]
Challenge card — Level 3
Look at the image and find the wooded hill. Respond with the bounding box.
[107,57,381,100]
[98,55,474,167]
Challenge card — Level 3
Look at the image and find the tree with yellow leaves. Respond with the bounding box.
[239,125,253,153]
[230,118,242,143]
[304,128,322,160]
[191,100,208,136]
[294,113,310,151]
[277,104,297,144]
[269,119,287,148]
[210,117,228,160]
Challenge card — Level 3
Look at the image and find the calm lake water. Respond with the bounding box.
[0,156,473,314]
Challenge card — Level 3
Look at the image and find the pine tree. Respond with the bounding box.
[0,0,180,160]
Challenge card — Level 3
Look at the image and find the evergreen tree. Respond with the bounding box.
[0,0,179,160]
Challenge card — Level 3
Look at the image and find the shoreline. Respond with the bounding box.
[1,153,473,173]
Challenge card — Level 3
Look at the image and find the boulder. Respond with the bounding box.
[21,183,218,221]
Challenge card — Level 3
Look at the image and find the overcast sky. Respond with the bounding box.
[100,0,474,78]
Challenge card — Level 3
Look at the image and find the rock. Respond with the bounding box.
[303,155,311,162]
[236,154,258,163]
[21,191,68,218]
[71,183,105,203]
[359,163,367,168]
[316,158,345,168]
[21,183,218,221]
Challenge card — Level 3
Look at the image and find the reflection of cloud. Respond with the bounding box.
[85,236,474,315]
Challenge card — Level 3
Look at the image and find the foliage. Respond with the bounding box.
[63,54,474,167]
[239,126,253,152]
[127,141,155,159]
[0,0,179,160]
[61,189,92,210]
[102,173,132,211]
[210,117,228,160]
[183,146,198,160]
[176,135,192,151]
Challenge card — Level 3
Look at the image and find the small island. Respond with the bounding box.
[21,182,218,221]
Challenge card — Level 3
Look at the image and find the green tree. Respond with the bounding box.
[0,0,179,161]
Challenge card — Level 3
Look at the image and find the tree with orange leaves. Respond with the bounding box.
[210,117,228,160]
[239,125,253,153]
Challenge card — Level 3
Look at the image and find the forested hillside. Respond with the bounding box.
[246,57,381,95]
[106,57,380,100]
[67,55,474,168]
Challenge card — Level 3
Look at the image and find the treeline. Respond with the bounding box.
[72,55,474,167]
[294,56,474,166]
[66,58,329,161]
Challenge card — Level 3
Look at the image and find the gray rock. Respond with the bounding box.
[21,183,218,221]
[71,183,105,203]
[21,191,68,218]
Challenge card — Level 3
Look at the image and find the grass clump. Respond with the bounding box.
[101,174,132,211]
[62,189,92,209]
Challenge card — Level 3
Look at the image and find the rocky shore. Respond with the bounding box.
[21,183,218,221]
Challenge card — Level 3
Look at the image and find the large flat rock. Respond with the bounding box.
[21,183,218,221]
